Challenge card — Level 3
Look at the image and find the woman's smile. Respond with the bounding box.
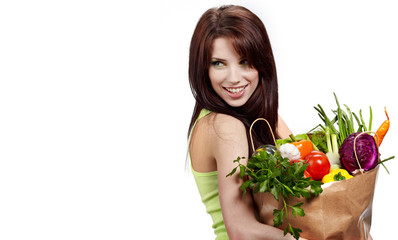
[224,84,248,98]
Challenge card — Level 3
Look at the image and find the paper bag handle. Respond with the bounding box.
[249,118,279,211]
[249,118,278,153]
[353,131,380,174]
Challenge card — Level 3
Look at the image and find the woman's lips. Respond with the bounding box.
[223,84,248,99]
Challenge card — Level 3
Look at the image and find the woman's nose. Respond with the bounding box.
[227,66,241,84]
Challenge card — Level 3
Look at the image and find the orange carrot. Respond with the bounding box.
[374,107,390,146]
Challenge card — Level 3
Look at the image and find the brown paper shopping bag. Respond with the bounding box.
[247,119,380,240]
[253,165,379,240]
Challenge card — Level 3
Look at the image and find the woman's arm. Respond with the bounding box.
[210,114,306,240]
[277,115,293,139]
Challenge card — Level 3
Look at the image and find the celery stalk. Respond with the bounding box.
[325,126,340,167]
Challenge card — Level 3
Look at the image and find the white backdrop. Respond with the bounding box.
[0,0,397,239]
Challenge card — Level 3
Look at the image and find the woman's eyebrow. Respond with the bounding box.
[210,57,226,61]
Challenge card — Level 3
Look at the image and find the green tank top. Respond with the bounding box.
[189,109,229,240]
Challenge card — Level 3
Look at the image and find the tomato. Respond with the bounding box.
[304,150,330,180]
[304,170,312,180]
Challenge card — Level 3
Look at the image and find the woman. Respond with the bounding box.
[187,5,306,240]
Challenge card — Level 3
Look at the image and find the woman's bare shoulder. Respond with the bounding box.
[211,113,246,139]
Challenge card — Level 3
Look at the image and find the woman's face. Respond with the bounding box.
[208,37,259,108]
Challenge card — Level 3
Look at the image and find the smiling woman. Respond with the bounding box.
[188,5,287,157]
[187,5,301,240]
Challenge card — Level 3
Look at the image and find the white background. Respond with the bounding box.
[0,0,397,239]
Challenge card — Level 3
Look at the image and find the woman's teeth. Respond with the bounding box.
[226,86,245,93]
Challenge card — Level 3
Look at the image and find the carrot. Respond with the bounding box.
[374,107,390,146]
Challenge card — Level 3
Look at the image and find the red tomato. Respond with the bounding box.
[304,150,330,180]
[304,170,312,179]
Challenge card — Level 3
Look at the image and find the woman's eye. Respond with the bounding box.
[240,59,249,66]
[210,60,225,68]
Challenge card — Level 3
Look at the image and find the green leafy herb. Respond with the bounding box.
[276,133,312,147]
[308,130,327,153]
[227,151,323,240]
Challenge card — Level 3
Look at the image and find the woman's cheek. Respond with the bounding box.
[209,69,225,85]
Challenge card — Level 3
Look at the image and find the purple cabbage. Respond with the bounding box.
[339,132,378,174]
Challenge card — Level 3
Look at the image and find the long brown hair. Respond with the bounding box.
[188,5,280,156]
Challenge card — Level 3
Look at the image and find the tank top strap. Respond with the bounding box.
[188,108,212,161]
[190,108,212,138]
[198,108,211,121]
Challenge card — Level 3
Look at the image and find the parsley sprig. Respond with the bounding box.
[227,150,323,240]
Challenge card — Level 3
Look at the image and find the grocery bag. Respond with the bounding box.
[247,118,380,240]
[253,156,379,240]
